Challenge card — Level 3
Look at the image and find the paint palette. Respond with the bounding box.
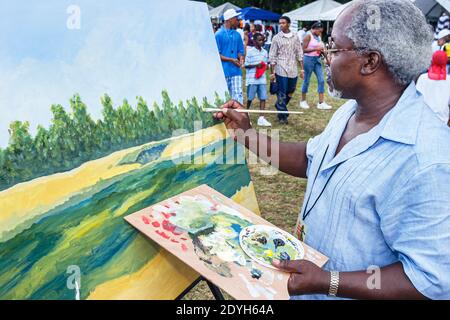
[239,225,305,269]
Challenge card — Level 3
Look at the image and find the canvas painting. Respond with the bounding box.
[0,0,260,299]
[125,185,329,300]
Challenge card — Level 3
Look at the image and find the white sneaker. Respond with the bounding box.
[317,102,332,110]
[257,116,272,127]
[300,100,310,109]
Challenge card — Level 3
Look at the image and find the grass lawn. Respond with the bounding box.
[183,71,346,300]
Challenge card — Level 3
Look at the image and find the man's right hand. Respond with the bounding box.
[214,100,309,179]
[232,59,242,68]
[213,100,252,141]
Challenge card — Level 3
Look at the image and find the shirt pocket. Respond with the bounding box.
[330,179,395,270]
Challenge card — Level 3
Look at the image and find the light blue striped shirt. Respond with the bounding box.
[294,82,450,300]
[244,46,268,85]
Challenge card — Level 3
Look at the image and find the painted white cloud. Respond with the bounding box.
[0,0,227,148]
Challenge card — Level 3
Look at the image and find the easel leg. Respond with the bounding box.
[175,276,225,300]
[175,277,203,300]
[205,278,225,300]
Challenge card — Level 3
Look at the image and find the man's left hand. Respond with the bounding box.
[272,259,330,296]
[300,69,305,80]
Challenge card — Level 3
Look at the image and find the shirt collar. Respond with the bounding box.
[379,82,423,146]
[281,31,294,38]
[319,82,423,172]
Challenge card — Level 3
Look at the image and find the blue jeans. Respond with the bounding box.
[247,84,267,101]
[302,55,325,94]
[275,75,297,121]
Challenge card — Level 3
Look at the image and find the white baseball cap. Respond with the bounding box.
[223,9,240,21]
[437,28,450,40]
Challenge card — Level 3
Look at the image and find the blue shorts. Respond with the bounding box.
[247,84,267,102]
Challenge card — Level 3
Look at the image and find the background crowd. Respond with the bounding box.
[214,9,450,127]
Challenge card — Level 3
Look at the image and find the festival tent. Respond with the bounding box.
[285,0,342,22]
[412,0,450,20]
[238,7,281,21]
[317,0,449,21]
[209,2,241,19]
[320,0,356,21]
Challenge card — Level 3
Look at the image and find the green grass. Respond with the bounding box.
[183,71,346,300]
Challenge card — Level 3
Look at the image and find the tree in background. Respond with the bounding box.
[4,121,35,186]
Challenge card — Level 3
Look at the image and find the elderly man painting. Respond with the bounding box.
[214,0,450,300]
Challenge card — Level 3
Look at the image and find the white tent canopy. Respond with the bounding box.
[320,1,356,21]
[305,0,450,22]
[209,2,241,18]
[285,0,342,21]
[412,0,450,19]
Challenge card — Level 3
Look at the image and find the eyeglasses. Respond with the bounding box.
[324,43,366,56]
[324,43,358,55]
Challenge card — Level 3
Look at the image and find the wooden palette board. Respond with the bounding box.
[125,185,328,300]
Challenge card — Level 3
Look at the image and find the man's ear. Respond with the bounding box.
[360,51,382,76]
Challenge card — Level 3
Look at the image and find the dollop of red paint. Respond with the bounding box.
[141,216,150,225]
[156,230,170,239]
[181,243,188,252]
[161,220,182,235]
[162,220,175,232]
[162,213,172,219]
[151,221,160,228]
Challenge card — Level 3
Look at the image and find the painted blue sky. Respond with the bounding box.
[0,0,227,147]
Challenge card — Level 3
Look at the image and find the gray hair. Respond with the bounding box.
[345,0,433,85]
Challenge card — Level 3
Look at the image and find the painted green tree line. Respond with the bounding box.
[0,92,225,191]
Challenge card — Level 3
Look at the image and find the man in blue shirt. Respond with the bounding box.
[215,9,245,104]
[214,0,450,299]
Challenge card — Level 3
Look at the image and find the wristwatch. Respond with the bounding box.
[328,271,340,297]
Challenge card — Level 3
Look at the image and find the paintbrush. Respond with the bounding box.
[203,108,304,115]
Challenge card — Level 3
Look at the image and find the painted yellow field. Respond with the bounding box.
[0,148,142,239]
[87,249,199,300]
[0,124,231,239]
[231,182,260,215]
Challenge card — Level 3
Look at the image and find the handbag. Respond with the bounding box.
[270,80,278,95]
